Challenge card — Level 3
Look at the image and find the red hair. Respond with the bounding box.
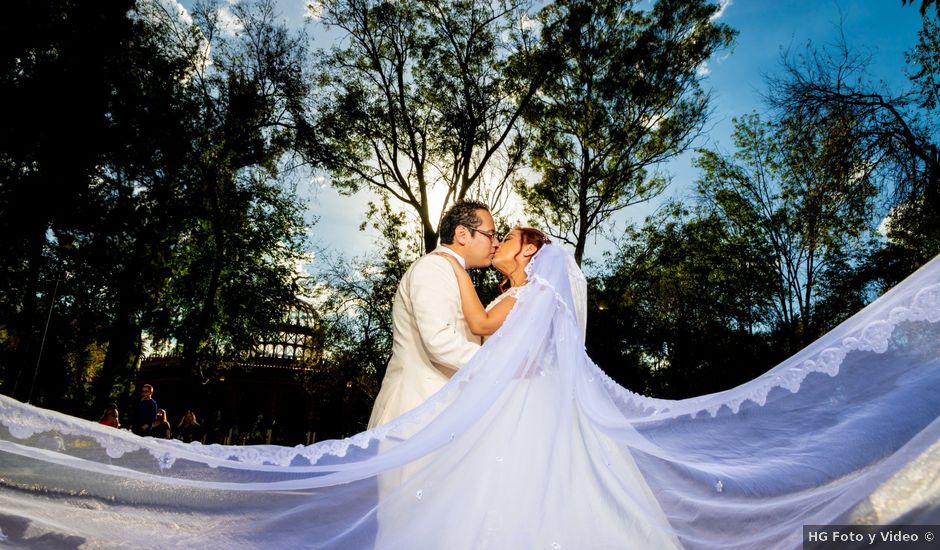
[500,227,551,292]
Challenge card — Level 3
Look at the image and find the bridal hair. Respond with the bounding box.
[98,404,120,427]
[500,227,551,292]
[440,199,490,244]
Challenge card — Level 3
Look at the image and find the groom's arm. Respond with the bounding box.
[410,256,481,373]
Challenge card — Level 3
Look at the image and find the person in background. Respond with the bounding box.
[149,409,172,439]
[133,384,157,436]
[98,404,120,428]
[175,410,203,443]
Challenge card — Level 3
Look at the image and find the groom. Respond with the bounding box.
[367,200,499,428]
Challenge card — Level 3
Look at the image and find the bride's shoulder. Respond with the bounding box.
[486,286,524,310]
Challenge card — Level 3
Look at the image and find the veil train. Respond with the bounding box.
[1,244,939,549]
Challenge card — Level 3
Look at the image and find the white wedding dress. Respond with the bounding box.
[1,244,939,549]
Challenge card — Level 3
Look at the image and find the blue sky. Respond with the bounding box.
[173,0,925,265]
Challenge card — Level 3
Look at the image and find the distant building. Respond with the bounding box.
[138,301,334,445]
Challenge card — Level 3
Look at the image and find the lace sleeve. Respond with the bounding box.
[485,285,523,311]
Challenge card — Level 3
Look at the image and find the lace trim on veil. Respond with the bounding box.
[594,282,940,419]
[3,246,939,468]
[0,283,535,469]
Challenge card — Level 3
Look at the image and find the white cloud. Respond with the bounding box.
[520,13,537,32]
[306,1,325,22]
[876,214,890,237]
[711,0,732,22]
[216,2,244,36]
[154,0,193,26]
[134,0,211,81]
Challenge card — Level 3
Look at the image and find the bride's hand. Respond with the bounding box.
[433,252,465,272]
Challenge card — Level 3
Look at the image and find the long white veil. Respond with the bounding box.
[1,244,939,549]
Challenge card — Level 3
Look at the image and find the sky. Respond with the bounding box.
[173,0,926,268]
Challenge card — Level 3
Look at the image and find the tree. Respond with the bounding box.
[768,24,940,291]
[312,0,548,252]
[0,0,196,408]
[86,0,207,410]
[0,0,318,413]
[303,196,418,434]
[518,0,735,265]
[145,0,314,386]
[769,35,940,214]
[695,113,879,350]
[907,11,940,111]
[588,203,780,398]
[902,0,939,17]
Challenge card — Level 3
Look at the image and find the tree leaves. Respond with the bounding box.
[315,0,545,251]
[0,0,314,413]
[518,0,735,264]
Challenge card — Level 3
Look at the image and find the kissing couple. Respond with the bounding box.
[368,199,563,429]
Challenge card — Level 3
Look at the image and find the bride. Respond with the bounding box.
[1,234,939,549]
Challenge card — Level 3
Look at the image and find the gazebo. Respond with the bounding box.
[137,301,337,445]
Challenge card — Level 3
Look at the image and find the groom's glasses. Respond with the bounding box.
[469,227,499,243]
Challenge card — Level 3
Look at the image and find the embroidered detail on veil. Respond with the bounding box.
[594,280,940,420]
[0,244,939,550]
[1,247,939,465]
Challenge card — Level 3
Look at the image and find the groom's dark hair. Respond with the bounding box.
[439,199,490,244]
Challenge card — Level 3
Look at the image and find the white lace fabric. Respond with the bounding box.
[484,285,524,313]
[1,244,939,549]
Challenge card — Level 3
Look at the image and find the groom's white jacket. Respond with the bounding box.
[368,248,482,428]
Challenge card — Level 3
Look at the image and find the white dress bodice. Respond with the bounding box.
[484,285,524,311]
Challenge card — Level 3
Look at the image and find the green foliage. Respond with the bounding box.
[907,15,940,111]
[589,9,939,396]
[867,196,940,291]
[519,0,735,264]
[768,20,940,304]
[314,0,546,252]
[0,0,315,415]
[588,204,781,397]
[157,170,308,380]
[695,112,879,349]
[148,0,314,384]
[770,29,940,234]
[0,0,196,409]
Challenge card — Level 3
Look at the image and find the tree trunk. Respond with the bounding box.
[574,168,590,266]
[574,235,586,267]
[9,222,48,400]
[95,297,143,412]
[184,174,226,380]
[925,144,940,211]
[182,267,222,381]
[422,219,438,254]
